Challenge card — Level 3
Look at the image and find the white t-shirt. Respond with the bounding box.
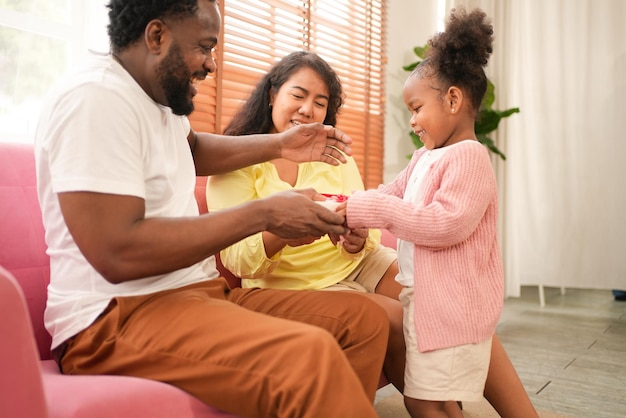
[396,145,450,287]
[35,53,219,349]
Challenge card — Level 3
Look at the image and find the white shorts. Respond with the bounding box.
[400,287,492,402]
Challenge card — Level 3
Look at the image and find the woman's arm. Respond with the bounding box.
[207,164,293,278]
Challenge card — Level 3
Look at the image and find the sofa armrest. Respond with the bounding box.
[0,265,50,418]
[40,361,236,418]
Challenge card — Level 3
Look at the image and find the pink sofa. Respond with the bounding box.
[0,142,241,418]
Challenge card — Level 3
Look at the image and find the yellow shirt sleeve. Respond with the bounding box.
[206,157,382,289]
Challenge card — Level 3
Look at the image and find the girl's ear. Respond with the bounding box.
[447,86,463,114]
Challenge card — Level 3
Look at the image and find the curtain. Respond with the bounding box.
[188,0,387,189]
[447,0,626,295]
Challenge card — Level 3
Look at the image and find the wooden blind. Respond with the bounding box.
[189,0,387,188]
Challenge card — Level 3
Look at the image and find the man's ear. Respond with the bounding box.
[447,86,463,114]
[145,19,168,54]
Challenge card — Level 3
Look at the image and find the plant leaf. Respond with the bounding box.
[481,79,495,110]
[477,134,507,160]
[497,107,520,118]
[475,109,502,134]
[402,61,420,72]
[414,45,428,58]
[475,107,520,135]
[410,131,425,150]
[403,44,429,72]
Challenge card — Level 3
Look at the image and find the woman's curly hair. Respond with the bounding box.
[224,51,344,136]
[414,7,494,114]
[107,0,211,52]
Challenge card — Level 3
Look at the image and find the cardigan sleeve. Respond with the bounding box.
[347,141,497,249]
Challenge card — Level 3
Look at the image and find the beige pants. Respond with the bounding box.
[60,278,388,418]
[325,244,397,293]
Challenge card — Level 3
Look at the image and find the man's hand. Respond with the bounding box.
[278,123,353,166]
[328,200,368,253]
[262,189,348,239]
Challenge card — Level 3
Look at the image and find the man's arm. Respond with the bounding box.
[59,189,347,284]
[190,123,353,176]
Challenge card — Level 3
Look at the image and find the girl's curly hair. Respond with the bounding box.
[414,7,494,114]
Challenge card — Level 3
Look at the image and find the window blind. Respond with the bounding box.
[188,0,386,188]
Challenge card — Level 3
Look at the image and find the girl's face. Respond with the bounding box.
[269,67,330,133]
[402,74,461,150]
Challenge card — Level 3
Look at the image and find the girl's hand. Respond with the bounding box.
[339,227,368,253]
[334,201,347,217]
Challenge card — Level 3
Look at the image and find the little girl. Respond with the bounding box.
[337,7,504,417]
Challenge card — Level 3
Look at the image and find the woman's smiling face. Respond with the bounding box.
[269,67,330,133]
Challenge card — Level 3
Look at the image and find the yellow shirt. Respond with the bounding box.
[207,157,380,289]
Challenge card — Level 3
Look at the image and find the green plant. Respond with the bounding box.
[403,45,519,160]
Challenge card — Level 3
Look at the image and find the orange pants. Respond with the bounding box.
[59,278,388,418]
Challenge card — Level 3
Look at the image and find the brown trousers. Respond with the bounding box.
[60,278,388,418]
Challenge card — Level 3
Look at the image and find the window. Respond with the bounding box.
[0,1,386,187]
[189,0,387,188]
[0,1,108,143]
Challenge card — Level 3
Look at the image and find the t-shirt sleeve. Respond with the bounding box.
[46,83,146,198]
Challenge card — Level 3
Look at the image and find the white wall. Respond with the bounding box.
[383,0,440,182]
[388,0,626,293]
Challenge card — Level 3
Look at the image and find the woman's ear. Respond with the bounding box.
[268,88,277,109]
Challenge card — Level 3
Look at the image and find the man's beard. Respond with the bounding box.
[155,42,195,116]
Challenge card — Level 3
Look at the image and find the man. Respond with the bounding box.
[34,1,388,417]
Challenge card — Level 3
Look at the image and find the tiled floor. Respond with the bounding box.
[375,286,626,418]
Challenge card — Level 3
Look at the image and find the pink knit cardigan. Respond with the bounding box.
[347,141,504,352]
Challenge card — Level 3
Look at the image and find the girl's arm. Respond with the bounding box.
[347,143,495,249]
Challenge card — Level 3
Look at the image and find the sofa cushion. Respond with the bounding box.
[0,142,52,359]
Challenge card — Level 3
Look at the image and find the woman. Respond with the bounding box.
[207,51,538,417]
[209,51,404,389]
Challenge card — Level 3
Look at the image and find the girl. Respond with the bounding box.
[338,8,523,417]
[207,51,405,389]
